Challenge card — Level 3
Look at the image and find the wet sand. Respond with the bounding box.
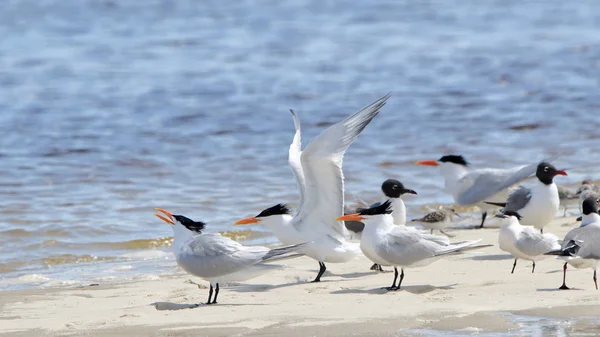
[1,215,599,337]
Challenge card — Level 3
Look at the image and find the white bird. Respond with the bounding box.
[234,94,390,282]
[411,207,459,237]
[415,155,547,228]
[154,208,306,304]
[495,210,560,274]
[337,200,482,290]
[486,162,567,233]
[551,197,600,290]
[344,179,417,238]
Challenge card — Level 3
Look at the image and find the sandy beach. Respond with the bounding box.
[2,215,599,337]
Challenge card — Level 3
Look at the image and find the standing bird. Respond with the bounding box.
[415,155,544,228]
[154,208,306,305]
[411,207,459,236]
[234,94,390,282]
[337,201,482,290]
[550,197,600,290]
[558,185,578,217]
[486,162,567,233]
[575,179,600,213]
[495,211,560,274]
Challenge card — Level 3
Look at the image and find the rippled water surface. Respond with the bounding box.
[0,0,599,289]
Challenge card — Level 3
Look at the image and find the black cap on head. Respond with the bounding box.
[173,215,206,233]
[582,197,600,215]
[438,155,469,166]
[358,199,393,216]
[535,162,565,185]
[503,210,523,220]
[256,204,291,218]
[381,179,417,198]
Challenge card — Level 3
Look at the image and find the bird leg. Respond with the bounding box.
[559,263,570,290]
[206,284,214,305]
[397,268,405,289]
[385,267,399,291]
[370,263,384,272]
[479,212,487,228]
[531,261,536,273]
[312,262,326,282]
[511,258,517,274]
[594,270,598,290]
[430,229,434,235]
[540,228,544,234]
[211,283,219,304]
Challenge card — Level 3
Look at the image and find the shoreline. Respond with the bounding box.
[2,215,598,336]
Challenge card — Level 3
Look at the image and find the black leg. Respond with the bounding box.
[385,267,399,291]
[312,262,326,282]
[594,270,598,290]
[559,263,569,290]
[430,229,433,234]
[479,212,487,228]
[511,258,517,274]
[397,268,405,289]
[206,284,213,305]
[211,283,219,304]
[531,261,535,273]
[540,228,544,234]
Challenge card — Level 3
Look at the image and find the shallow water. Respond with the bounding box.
[1,0,599,289]
[403,313,600,337]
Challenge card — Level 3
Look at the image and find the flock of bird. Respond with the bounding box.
[152,94,600,305]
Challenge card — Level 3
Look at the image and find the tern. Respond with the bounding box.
[234,94,390,282]
[155,208,306,304]
[415,155,545,228]
[548,197,600,290]
[486,162,567,233]
[337,200,482,290]
[495,211,560,274]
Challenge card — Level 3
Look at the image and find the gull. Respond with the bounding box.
[486,162,567,233]
[411,207,459,237]
[234,94,390,282]
[575,179,600,212]
[155,208,306,304]
[415,155,547,228]
[548,197,600,290]
[337,200,482,290]
[558,185,578,217]
[495,211,560,274]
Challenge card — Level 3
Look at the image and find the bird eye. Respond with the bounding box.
[392,185,398,190]
[543,167,548,172]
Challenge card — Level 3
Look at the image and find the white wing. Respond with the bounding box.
[515,227,560,256]
[456,162,540,205]
[180,234,271,277]
[288,109,306,216]
[291,94,390,240]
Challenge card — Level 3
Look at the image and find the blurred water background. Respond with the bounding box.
[0,0,599,290]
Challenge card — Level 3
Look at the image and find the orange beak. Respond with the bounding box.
[336,213,366,222]
[234,216,260,225]
[415,160,439,166]
[154,208,175,225]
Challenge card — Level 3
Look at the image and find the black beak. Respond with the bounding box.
[403,189,417,195]
[576,216,582,221]
[495,214,507,219]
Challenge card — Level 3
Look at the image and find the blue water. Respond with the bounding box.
[0,0,599,289]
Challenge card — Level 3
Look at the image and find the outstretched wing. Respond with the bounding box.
[288,109,306,216]
[291,94,390,240]
[456,161,541,205]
